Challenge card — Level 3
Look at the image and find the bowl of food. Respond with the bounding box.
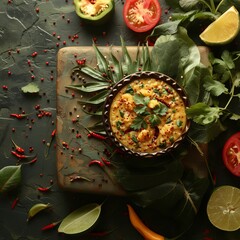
[103,71,190,157]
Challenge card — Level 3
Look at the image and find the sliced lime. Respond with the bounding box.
[207,185,240,231]
[199,6,240,45]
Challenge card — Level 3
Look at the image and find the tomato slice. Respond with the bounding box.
[222,132,240,177]
[123,0,161,33]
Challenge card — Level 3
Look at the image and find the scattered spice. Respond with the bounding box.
[11,139,25,154]
[11,197,19,209]
[69,175,94,182]
[37,186,52,192]
[11,151,36,160]
[101,157,111,166]
[88,160,104,167]
[10,113,27,119]
[87,131,107,140]
[41,220,61,231]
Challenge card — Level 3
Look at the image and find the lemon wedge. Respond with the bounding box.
[207,185,240,231]
[199,6,240,45]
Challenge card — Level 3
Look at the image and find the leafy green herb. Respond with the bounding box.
[149,114,161,127]
[125,85,134,94]
[176,119,183,127]
[133,94,150,106]
[153,104,168,116]
[131,135,139,145]
[186,102,222,125]
[116,121,122,130]
[131,116,147,130]
[119,110,124,118]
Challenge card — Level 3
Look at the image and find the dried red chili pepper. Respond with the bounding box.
[28,157,37,164]
[87,131,107,140]
[101,157,111,166]
[11,197,19,209]
[10,113,27,119]
[11,151,36,160]
[37,186,51,192]
[41,220,61,231]
[51,129,56,137]
[88,160,104,167]
[11,139,25,154]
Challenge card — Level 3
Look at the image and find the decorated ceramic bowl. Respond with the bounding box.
[103,71,190,157]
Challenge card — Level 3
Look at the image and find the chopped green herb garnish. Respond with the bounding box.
[149,114,161,127]
[119,110,124,118]
[153,103,168,116]
[116,121,122,130]
[153,88,161,96]
[125,85,134,94]
[131,135,138,143]
[176,120,183,127]
[166,117,172,124]
[131,116,147,130]
[159,141,167,148]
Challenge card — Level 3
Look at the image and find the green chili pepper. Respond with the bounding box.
[73,0,114,24]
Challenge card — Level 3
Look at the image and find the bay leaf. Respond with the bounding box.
[0,165,21,193]
[58,203,101,234]
[27,203,52,221]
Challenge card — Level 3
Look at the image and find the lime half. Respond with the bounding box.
[199,6,240,45]
[207,185,240,231]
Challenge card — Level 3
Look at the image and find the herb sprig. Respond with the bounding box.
[130,94,168,130]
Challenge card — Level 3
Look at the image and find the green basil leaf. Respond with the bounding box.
[58,203,101,234]
[0,165,21,193]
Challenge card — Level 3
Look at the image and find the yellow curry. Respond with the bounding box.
[109,78,187,153]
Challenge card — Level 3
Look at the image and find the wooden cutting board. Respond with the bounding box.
[56,46,209,195]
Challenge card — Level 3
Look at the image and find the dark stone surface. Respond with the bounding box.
[0,1,239,240]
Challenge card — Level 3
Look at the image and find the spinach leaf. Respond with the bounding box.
[179,0,199,10]
[149,20,181,37]
[151,27,200,80]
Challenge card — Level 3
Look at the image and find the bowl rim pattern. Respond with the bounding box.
[103,71,191,158]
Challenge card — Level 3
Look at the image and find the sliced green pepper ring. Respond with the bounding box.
[74,0,115,24]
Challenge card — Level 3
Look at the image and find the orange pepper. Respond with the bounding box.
[127,204,165,240]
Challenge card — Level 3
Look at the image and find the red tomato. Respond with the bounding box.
[222,132,240,177]
[123,0,161,33]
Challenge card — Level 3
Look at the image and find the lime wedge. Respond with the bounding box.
[207,185,240,231]
[199,6,240,45]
